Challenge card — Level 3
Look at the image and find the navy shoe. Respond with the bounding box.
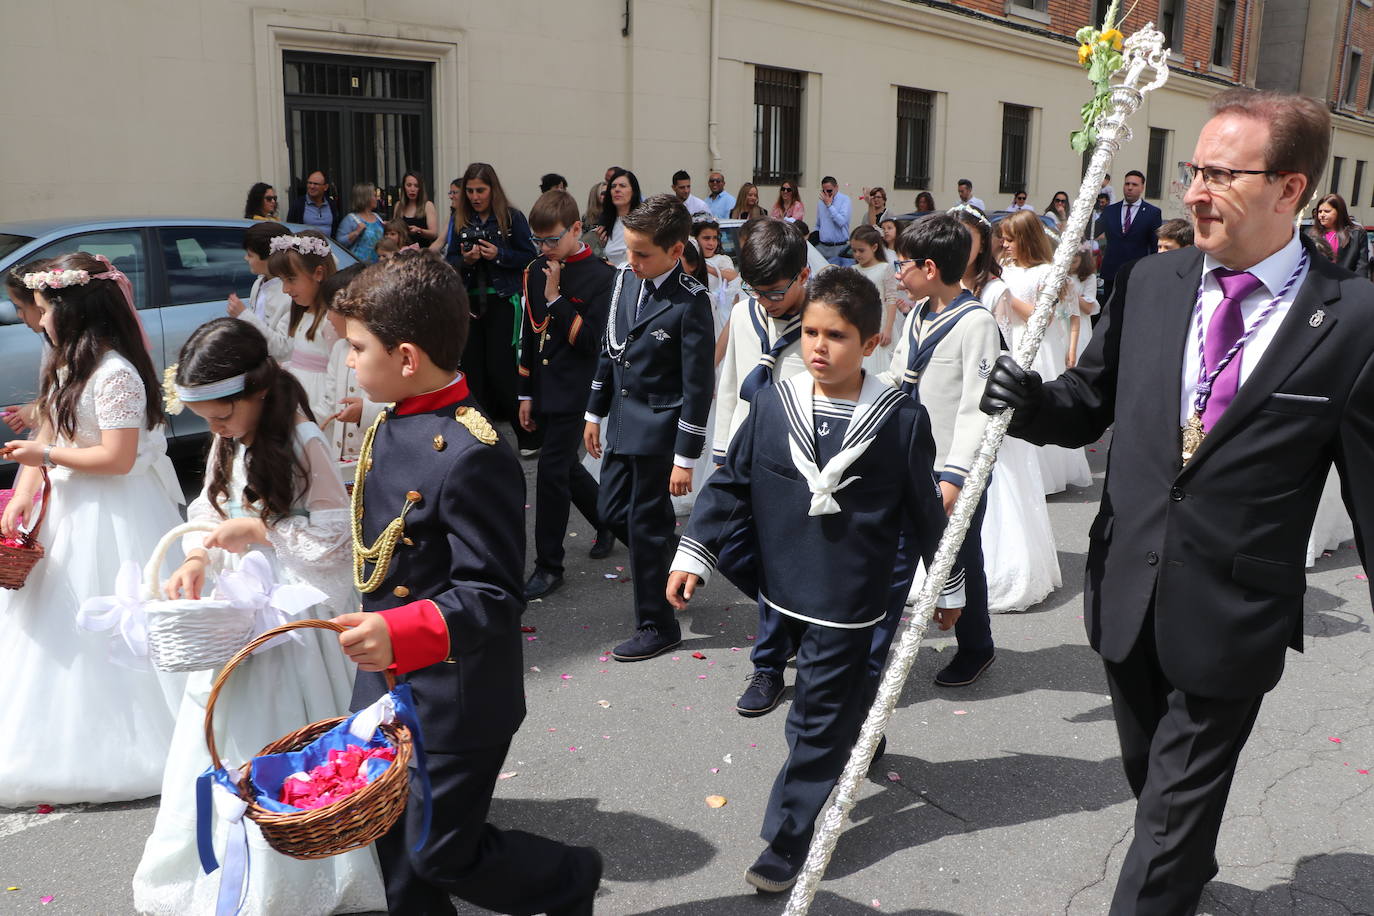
[611,627,681,662]
[547,846,602,916]
[588,528,615,559]
[934,649,996,687]
[745,845,804,893]
[735,670,784,717]
[524,569,564,601]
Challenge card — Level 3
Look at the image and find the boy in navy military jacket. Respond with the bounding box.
[518,189,615,600]
[332,251,600,916]
[667,268,964,893]
[583,193,716,662]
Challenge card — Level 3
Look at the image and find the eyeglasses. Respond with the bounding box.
[1179,161,1295,192]
[530,227,571,248]
[743,273,801,302]
[892,258,917,274]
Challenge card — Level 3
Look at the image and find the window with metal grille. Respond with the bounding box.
[1212,0,1236,68]
[894,88,933,190]
[999,104,1031,195]
[1146,128,1170,199]
[753,67,803,185]
[282,52,433,217]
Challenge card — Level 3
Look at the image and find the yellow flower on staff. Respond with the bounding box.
[1079,43,1093,64]
[1100,28,1124,50]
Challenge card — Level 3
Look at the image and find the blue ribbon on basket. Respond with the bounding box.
[195,683,431,916]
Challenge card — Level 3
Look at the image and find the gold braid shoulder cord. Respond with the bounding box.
[351,411,419,594]
[782,18,1171,915]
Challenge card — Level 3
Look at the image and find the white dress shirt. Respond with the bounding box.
[1121,199,1139,231]
[1180,231,1308,424]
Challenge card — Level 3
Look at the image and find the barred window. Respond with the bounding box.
[894,88,933,190]
[999,104,1032,195]
[753,67,803,185]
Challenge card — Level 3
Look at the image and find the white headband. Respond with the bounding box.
[174,374,247,403]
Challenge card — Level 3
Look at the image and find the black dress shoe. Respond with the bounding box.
[744,845,804,893]
[547,846,603,916]
[934,649,996,687]
[735,670,784,717]
[611,627,681,661]
[524,570,564,601]
[588,528,615,559]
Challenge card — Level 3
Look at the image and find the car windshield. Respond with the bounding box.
[0,234,35,262]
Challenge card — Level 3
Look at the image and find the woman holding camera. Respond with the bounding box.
[432,162,538,450]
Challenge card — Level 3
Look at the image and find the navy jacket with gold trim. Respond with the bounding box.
[518,246,614,416]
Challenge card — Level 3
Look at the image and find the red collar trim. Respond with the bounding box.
[565,244,593,264]
[394,374,470,415]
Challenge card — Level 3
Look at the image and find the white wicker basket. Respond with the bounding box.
[143,522,258,673]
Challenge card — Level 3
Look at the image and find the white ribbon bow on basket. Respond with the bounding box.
[77,561,153,670]
[212,551,328,655]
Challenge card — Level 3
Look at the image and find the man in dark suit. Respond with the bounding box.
[983,89,1374,915]
[1096,169,1163,307]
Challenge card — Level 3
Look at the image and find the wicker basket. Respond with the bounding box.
[0,469,51,590]
[204,619,413,860]
[143,522,258,673]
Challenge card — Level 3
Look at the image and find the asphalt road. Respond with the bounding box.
[2,429,1371,915]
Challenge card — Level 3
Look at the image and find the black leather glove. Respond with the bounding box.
[980,354,1043,414]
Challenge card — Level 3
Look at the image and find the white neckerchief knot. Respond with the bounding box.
[788,436,864,515]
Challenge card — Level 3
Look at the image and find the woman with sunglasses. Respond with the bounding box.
[1043,191,1070,228]
[770,182,805,220]
[243,182,279,220]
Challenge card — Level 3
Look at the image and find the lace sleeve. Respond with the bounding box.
[93,361,148,430]
[182,447,223,556]
[264,429,351,570]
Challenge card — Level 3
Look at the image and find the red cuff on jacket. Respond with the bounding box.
[378,600,451,674]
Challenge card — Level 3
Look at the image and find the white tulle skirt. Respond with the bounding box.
[0,464,186,808]
[983,436,1063,612]
[1306,468,1355,567]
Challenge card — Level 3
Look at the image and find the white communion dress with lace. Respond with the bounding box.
[0,351,186,808]
[132,421,384,916]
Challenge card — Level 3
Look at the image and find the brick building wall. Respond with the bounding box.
[1334,0,1374,113]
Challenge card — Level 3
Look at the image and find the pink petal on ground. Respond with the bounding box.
[886,771,901,782]
[527,636,538,642]
[598,656,609,662]
[692,651,707,659]
[1358,769,1369,775]
[953,710,968,715]
[1330,737,1343,743]
[35,805,52,814]
[697,674,707,679]
[731,647,741,652]
[746,635,756,640]
[41,897,54,905]
[710,767,720,774]
[521,625,537,633]
[569,746,578,752]
[560,674,572,680]
[1357,574,1369,581]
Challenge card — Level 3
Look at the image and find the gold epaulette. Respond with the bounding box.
[454,405,498,445]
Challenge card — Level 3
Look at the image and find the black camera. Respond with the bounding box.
[457,224,496,252]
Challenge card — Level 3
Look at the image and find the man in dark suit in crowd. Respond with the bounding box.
[983,89,1374,915]
[1096,169,1163,307]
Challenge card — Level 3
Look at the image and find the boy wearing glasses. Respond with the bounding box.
[882,215,1001,687]
[518,190,616,600]
[714,219,812,716]
[584,194,716,661]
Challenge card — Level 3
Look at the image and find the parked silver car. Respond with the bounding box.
[0,218,356,472]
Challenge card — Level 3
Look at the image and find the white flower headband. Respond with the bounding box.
[947,203,991,227]
[23,268,93,290]
[162,364,247,415]
[268,235,331,258]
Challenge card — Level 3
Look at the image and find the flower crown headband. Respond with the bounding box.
[269,235,331,258]
[22,256,128,291]
[946,203,991,227]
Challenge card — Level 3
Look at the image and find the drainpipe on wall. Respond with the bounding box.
[707,0,722,170]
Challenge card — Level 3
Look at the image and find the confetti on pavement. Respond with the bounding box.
[705,795,727,808]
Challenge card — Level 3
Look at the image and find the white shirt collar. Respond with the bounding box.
[648,265,678,291]
[1201,230,1303,297]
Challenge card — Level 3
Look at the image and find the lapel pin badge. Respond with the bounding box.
[1309,309,1325,328]
[651,328,671,341]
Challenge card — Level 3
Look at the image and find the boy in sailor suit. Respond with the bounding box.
[668,268,964,893]
[584,194,716,662]
[879,214,1001,688]
[713,219,812,717]
[331,252,601,916]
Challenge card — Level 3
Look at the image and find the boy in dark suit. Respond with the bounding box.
[332,251,600,916]
[518,189,616,600]
[668,268,964,893]
[583,193,716,662]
